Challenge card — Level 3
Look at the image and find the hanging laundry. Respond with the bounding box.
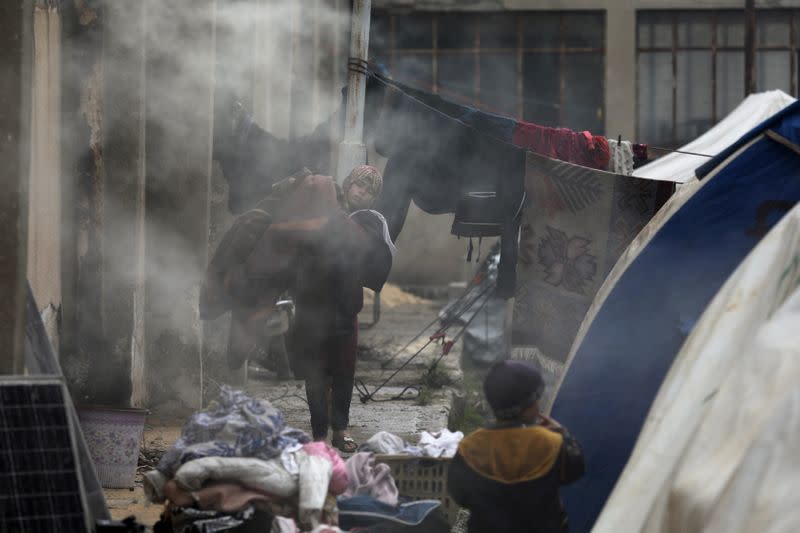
[371,82,465,218]
[633,143,649,167]
[456,108,516,143]
[370,75,526,298]
[513,151,660,402]
[608,139,635,176]
[512,122,611,170]
[214,75,389,215]
[213,108,336,214]
[212,68,651,303]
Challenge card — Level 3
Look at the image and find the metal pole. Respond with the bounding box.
[337,0,382,326]
[288,2,301,140]
[335,0,371,184]
[745,0,757,95]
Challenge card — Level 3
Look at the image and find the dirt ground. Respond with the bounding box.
[103,288,462,526]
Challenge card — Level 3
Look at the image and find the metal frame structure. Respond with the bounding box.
[637,8,800,146]
[371,10,606,128]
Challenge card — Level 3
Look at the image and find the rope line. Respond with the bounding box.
[649,145,714,158]
[351,63,718,162]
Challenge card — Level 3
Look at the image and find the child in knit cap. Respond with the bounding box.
[447,360,585,533]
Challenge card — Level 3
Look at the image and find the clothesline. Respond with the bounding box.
[366,70,595,163]
[367,70,646,180]
[410,81,714,159]
[649,146,713,158]
[356,62,715,163]
[397,72,595,114]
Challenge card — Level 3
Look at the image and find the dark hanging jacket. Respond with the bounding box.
[214,113,335,215]
[447,425,585,533]
[371,76,525,297]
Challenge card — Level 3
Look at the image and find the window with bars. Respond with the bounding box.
[369,11,606,134]
[638,10,800,147]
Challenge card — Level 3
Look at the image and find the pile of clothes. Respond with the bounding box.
[143,388,448,533]
[144,387,343,531]
[358,430,464,459]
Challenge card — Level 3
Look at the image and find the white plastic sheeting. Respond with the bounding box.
[594,203,800,533]
[634,90,795,183]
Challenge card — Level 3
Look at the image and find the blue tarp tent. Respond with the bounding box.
[550,101,800,532]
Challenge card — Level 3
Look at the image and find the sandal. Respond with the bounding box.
[331,434,358,454]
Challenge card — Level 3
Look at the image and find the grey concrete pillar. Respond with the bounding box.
[604,5,637,140]
[101,1,147,407]
[0,0,32,374]
[144,0,216,411]
[58,1,104,401]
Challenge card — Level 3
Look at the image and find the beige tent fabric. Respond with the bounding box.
[28,6,62,350]
[594,201,800,533]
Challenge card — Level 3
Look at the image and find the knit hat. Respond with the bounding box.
[483,360,545,421]
[343,165,383,199]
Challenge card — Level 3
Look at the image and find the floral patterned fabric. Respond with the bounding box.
[158,387,310,477]
[513,151,660,408]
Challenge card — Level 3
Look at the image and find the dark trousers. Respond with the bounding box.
[305,373,355,440]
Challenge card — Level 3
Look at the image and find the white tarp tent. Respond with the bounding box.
[635,90,796,183]
[593,202,800,533]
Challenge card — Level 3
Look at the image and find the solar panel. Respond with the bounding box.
[23,282,110,524]
[0,378,90,533]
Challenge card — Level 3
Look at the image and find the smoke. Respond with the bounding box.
[54,0,351,407]
[53,0,488,409]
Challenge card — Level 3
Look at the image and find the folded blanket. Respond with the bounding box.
[163,480,283,514]
[173,456,297,498]
[342,453,399,506]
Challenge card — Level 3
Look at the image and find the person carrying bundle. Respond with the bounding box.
[199,165,394,454]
